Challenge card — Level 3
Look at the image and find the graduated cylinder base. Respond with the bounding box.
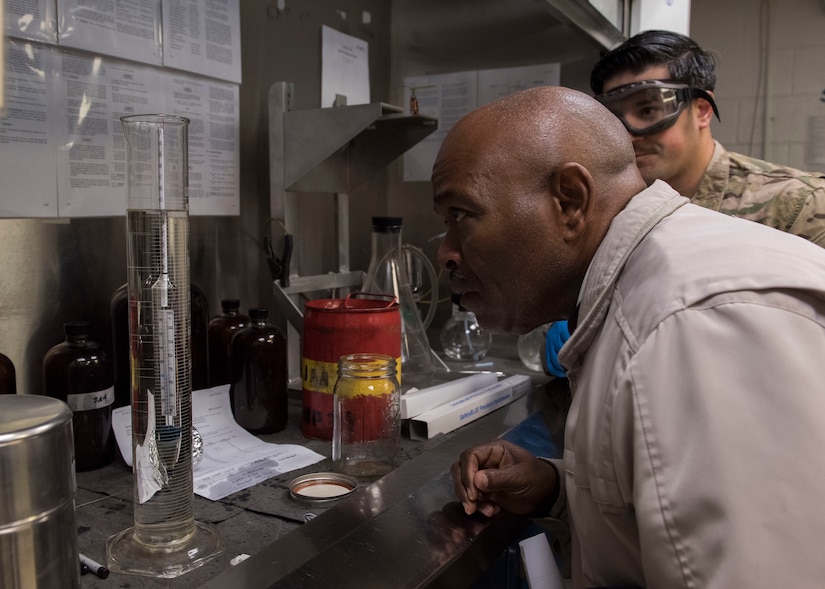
[106,520,223,579]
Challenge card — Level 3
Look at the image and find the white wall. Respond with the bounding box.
[691,0,825,171]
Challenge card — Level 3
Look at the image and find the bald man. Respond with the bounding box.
[435,86,825,588]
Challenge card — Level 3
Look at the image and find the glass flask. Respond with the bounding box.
[332,353,401,480]
[42,322,115,471]
[518,325,548,372]
[440,297,492,362]
[0,352,16,394]
[107,114,222,578]
[208,298,249,387]
[361,217,433,391]
[111,282,210,407]
[229,307,288,434]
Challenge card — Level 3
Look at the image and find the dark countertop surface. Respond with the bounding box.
[76,349,570,589]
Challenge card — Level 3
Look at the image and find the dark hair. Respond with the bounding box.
[590,30,717,95]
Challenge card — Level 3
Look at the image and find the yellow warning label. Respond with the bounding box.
[301,358,337,394]
[301,357,402,395]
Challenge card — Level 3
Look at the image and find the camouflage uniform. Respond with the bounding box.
[692,141,825,247]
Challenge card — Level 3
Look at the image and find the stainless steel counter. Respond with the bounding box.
[76,363,569,589]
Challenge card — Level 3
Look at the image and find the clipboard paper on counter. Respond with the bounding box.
[406,374,531,440]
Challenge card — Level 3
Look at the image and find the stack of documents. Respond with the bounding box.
[404,373,531,440]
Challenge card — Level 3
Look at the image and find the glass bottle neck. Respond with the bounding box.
[370,229,402,260]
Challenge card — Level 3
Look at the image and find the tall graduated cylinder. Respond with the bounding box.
[108,115,222,578]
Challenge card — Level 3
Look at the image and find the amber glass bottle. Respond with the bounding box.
[111,282,210,406]
[43,322,115,471]
[190,284,210,391]
[229,308,287,434]
[0,352,16,394]
[208,299,249,387]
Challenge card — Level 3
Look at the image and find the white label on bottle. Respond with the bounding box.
[67,386,115,412]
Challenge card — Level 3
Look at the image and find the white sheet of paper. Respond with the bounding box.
[477,63,560,106]
[321,25,369,108]
[163,72,240,215]
[519,532,566,589]
[111,385,325,501]
[0,40,59,217]
[4,0,56,43]
[401,70,477,182]
[52,52,164,217]
[161,0,242,84]
[57,0,162,65]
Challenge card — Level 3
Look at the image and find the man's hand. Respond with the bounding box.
[450,439,558,517]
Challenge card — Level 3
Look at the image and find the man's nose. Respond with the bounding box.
[436,231,461,270]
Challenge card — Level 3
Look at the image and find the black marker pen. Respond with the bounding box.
[79,553,109,579]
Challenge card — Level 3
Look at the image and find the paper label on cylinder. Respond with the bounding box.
[67,386,115,411]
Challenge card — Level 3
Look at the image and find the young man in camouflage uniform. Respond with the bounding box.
[542,30,825,378]
[591,29,825,246]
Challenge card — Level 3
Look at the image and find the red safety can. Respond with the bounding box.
[301,293,401,440]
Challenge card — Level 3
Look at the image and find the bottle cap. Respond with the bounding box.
[371,217,403,232]
[64,322,90,337]
[221,299,241,311]
[249,308,268,321]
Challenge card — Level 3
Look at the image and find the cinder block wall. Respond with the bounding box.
[691,0,825,171]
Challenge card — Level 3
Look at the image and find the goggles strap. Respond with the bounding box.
[676,87,721,122]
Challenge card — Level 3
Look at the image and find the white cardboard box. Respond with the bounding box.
[408,374,530,440]
[401,372,498,419]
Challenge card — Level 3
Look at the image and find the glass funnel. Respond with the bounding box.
[362,217,434,392]
[107,115,222,578]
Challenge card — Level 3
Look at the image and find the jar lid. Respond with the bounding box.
[288,472,358,505]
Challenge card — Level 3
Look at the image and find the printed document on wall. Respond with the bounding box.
[57,0,162,65]
[164,72,239,215]
[4,0,56,43]
[53,52,164,217]
[401,71,477,182]
[477,63,560,106]
[162,0,241,84]
[0,39,59,217]
[321,25,369,108]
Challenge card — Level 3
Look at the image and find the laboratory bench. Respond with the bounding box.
[76,352,571,589]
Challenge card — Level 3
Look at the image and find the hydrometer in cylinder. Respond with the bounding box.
[107,115,222,578]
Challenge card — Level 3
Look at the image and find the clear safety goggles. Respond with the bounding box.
[595,80,720,136]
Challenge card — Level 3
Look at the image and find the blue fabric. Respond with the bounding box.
[544,320,570,378]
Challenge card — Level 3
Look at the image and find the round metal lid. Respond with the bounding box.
[288,472,359,505]
[0,395,72,443]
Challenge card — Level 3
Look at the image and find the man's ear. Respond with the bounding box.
[548,162,591,240]
[695,92,716,128]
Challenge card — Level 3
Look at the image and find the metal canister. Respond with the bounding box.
[301,292,401,440]
[0,395,79,589]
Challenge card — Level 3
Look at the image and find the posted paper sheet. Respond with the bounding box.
[321,25,369,108]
